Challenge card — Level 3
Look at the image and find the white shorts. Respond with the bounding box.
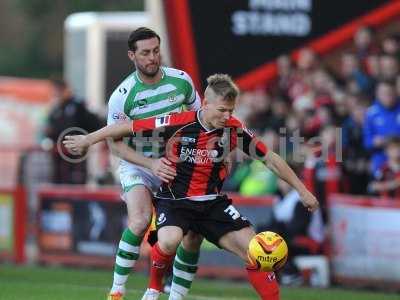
[119,165,162,200]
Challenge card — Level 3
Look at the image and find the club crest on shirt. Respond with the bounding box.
[137,99,148,109]
[167,92,177,102]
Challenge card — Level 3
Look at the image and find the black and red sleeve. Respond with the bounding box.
[227,117,268,159]
[241,128,268,158]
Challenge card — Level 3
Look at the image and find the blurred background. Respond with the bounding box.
[1,0,400,299]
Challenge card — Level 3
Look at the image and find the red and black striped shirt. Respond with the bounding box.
[131,110,268,200]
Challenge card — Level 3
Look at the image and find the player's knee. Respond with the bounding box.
[158,240,179,255]
[227,241,248,262]
[128,215,151,236]
[182,232,203,251]
[158,228,183,254]
[219,230,252,262]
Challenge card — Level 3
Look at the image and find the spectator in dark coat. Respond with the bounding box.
[44,79,104,184]
[342,102,370,194]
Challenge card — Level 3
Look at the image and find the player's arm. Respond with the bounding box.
[106,140,176,182]
[104,88,154,169]
[63,120,177,182]
[238,125,319,212]
[110,142,176,182]
[107,90,177,181]
[264,151,318,212]
[64,112,192,154]
[63,121,132,153]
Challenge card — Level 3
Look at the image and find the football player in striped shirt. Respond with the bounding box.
[105,27,203,300]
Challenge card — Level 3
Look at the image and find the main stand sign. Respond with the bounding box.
[164,0,394,90]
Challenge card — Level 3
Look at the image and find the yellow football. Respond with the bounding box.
[247,231,288,272]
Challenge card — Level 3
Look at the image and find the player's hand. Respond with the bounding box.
[151,157,177,183]
[63,135,90,155]
[299,190,319,212]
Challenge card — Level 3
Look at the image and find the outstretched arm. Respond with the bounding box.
[63,121,132,154]
[264,151,319,212]
[102,90,177,181]
[234,121,319,212]
[63,120,177,182]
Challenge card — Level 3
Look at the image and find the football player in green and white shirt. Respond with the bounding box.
[107,27,202,300]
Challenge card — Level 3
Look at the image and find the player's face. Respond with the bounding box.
[204,96,236,129]
[128,37,161,77]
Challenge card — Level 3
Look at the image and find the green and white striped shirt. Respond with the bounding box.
[107,66,201,160]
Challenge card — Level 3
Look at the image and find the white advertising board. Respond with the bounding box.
[329,194,400,284]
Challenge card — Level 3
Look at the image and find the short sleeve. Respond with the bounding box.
[107,89,128,126]
[182,71,201,110]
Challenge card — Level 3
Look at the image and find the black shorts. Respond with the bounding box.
[153,195,252,247]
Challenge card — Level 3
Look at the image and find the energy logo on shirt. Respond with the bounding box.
[179,146,218,164]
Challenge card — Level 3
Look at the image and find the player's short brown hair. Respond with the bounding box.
[205,74,239,101]
[128,27,160,51]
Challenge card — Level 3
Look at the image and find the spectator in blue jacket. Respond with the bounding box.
[363,80,400,175]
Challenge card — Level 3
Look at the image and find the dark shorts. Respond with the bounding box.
[153,195,252,247]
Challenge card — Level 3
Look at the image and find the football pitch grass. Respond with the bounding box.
[0,264,398,300]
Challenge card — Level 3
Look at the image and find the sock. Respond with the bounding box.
[247,268,280,300]
[110,228,142,293]
[148,243,175,292]
[169,244,199,300]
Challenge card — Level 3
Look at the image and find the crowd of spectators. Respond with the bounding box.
[224,26,400,284]
[226,26,400,222]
